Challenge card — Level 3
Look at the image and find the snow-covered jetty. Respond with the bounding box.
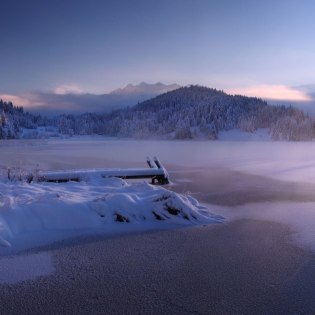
[29,156,169,185]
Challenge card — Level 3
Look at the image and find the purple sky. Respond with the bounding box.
[1,0,315,110]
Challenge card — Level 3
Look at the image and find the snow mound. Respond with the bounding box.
[0,178,222,252]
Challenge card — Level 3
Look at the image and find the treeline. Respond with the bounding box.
[0,99,52,139]
[0,100,23,139]
[1,86,314,141]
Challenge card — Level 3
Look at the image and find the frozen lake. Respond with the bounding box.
[1,137,315,251]
[2,137,315,184]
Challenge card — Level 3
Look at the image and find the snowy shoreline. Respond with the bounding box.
[0,177,222,255]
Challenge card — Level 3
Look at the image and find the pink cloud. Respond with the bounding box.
[0,93,47,108]
[0,94,32,107]
[54,84,84,95]
[227,85,311,102]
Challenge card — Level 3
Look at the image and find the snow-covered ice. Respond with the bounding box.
[0,252,53,284]
[0,176,221,254]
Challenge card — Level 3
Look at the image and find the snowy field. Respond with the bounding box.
[1,136,315,257]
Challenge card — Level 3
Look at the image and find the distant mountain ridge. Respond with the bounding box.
[28,82,181,115]
[109,82,180,96]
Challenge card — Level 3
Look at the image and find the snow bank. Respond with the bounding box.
[0,177,221,253]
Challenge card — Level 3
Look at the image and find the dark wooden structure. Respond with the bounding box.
[29,156,169,185]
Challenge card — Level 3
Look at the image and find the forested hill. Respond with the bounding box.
[1,86,314,141]
[0,100,25,138]
[0,99,49,139]
[101,85,314,140]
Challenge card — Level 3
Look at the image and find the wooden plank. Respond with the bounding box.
[31,157,169,185]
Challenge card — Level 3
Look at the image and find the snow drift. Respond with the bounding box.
[0,177,222,252]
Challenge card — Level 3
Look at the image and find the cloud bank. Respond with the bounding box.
[227,85,311,102]
[54,85,85,95]
[0,83,180,115]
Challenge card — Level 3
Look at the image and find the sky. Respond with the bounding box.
[1,0,315,110]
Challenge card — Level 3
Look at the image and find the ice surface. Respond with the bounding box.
[0,252,53,284]
[218,128,271,141]
[209,202,315,252]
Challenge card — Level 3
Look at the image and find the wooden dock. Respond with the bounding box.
[28,156,169,185]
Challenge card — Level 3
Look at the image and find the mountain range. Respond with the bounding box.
[28,82,181,115]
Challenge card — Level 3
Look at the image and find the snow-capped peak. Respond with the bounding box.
[109,82,180,95]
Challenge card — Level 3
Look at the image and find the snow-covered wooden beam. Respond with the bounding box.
[29,156,169,185]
